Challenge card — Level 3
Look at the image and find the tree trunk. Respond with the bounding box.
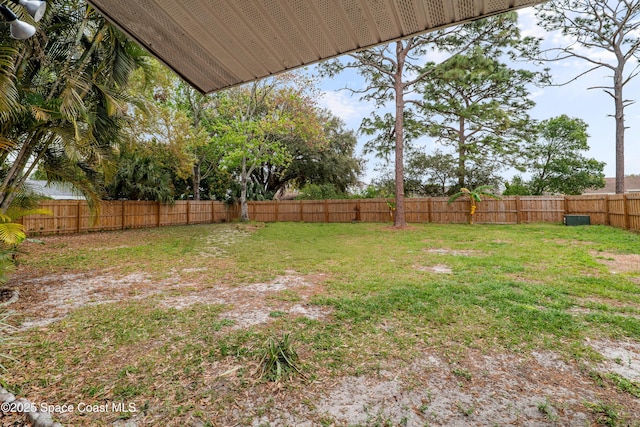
[614,68,625,194]
[240,158,249,222]
[192,161,201,200]
[457,117,466,190]
[393,42,407,228]
[0,133,39,212]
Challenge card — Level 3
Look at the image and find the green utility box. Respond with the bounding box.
[564,215,590,226]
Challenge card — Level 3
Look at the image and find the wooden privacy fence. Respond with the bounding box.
[20,194,640,235]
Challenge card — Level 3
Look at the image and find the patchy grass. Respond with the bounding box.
[4,222,640,426]
[591,371,640,398]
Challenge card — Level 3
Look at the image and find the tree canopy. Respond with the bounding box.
[525,115,605,195]
[0,0,149,213]
[417,48,545,190]
[535,0,640,193]
[320,12,542,226]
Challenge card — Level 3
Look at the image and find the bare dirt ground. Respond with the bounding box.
[2,232,640,426]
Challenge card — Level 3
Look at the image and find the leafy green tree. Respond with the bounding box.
[296,183,345,200]
[406,150,458,197]
[502,176,532,196]
[256,111,362,197]
[320,13,540,227]
[219,125,290,220]
[114,96,196,201]
[0,0,149,212]
[405,150,504,198]
[215,75,326,221]
[525,115,605,195]
[107,141,175,202]
[457,158,504,194]
[417,48,545,189]
[172,82,217,200]
[122,61,213,201]
[535,0,640,193]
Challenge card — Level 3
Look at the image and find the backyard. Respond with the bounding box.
[2,222,640,426]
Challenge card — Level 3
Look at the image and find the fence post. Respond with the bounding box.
[604,195,610,226]
[623,194,629,230]
[515,196,521,224]
[157,202,161,227]
[274,201,279,222]
[356,200,361,222]
[121,200,126,230]
[324,200,329,223]
[563,196,569,216]
[186,201,191,225]
[299,201,303,222]
[75,201,81,233]
[211,201,215,223]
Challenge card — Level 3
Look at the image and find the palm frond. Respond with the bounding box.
[30,106,52,122]
[0,44,19,116]
[474,185,497,193]
[447,188,471,203]
[474,185,501,201]
[447,192,466,203]
[0,222,26,246]
[478,191,501,200]
[0,137,15,152]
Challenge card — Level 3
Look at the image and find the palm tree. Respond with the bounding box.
[448,185,501,224]
[0,203,50,283]
[0,0,149,213]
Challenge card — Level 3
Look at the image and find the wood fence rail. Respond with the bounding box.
[19,194,640,235]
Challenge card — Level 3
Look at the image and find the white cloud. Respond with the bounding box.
[318,91,372,125]
[530,88,545,99]
[517,7,546,39]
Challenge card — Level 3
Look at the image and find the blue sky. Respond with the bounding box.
[312,7,640,185]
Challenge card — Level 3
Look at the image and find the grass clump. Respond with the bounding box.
[451,367,472,382]
[585,401,621,427]
[537,398,559,422]
[257,333,304,382]
[590,371,640,398]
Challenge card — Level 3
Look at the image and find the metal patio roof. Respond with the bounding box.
[86,0,545,93]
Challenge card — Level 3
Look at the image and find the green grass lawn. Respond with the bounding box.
[4,222,640,426]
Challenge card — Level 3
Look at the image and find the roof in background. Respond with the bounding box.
[86,0,547,94]
[583,177,640,194]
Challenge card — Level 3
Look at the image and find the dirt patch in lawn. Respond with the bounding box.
[589,339,640,382]
[547,238,596,246]
[224,347,640,427]
[12,271,168,329]
[160,272,331,328]
[592,251,640,274]
[414,264,453,274]
[9,269,331,331]
[425,248,478,256]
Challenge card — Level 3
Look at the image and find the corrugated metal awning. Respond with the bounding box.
[86,0,545,93]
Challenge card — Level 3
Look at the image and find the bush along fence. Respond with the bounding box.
[17,194,640,236]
